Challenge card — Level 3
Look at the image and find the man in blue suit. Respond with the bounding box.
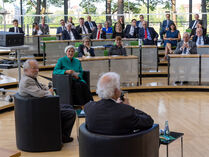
[56,19,66,34]
[160,14,174,42]
[138,21,158,45]
[136,15,144,28]
[84,15,97,33]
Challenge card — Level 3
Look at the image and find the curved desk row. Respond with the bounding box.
[78,56,139,89]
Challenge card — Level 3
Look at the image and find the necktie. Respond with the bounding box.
[97,30,101,39]
[166,20,169,28]
[83,26,87,34]
[89,22,93,29]
[16,27,18,33]
[183,47,187,54]
[192,21,197,29]
[198,37,201,45]
[144,29,148,39]
[68,31,71,40]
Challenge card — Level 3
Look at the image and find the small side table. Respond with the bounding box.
[160,132,184,157]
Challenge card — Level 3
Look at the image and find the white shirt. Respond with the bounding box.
[69,30,75,40]
[192,20,198,29]
[196,36,204,46]
[138,21,143,28]
[14,27,19,33]
[88,21,94,30]
[81,25,88,34]
[180,42,190,54]
[129,26,135,36]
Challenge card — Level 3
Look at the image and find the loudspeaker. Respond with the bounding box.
[0,31,24,47]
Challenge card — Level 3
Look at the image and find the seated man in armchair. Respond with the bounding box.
[18,59,76,143]
[84,72,154,135]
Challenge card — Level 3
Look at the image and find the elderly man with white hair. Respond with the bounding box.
[62,23,81,40]
[18,59,76,143]
[174,32,197,54]
[84,72,154,135]
[192,28,209,46]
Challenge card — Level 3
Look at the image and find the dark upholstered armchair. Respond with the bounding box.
[14,93,62,152]
[52,71,90,105]
[79,123,159,157]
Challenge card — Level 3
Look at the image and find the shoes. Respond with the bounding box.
[62,137,74,143]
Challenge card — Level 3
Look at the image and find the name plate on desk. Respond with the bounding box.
[0,31,24,47]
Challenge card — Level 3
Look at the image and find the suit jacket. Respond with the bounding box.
[18,74,52,97]
[139,27,158,39]
[39,24,49,35]
[84,21,97,33]
[76,25,89,35]
[91,28,106,39]
[84,99,154,135]
[9,27,24,34]
[191,27,207,37]
[174,40,197,54]
[124,25,138,38]
[192,35,209,45]
[56,26,66,34]
[189,20,202,29]
[112,31,124,39]
[136,20,142,28]
[161,19,174,31]
[78,44,95,57]
[62,29,81,40]
[108,45,127,56]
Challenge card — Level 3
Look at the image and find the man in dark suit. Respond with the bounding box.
[76,17,89,36]
[124,19,138,38]
[84,72,154,135]
[138,21,158,45]
[189,14,202,29]
[108,36,127,56]
[160,14,174,41]
[175,32,197,54]
[91,23,106,39]
[62,23,81,40]
[56,19,66,34]
[192,28,209,46]
[39,17,49,35]
[9,19,24,34]
[84,16,97,33]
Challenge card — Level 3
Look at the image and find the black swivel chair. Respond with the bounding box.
[14,93,62,152]
[52,71,90,106]
[79,123,159,157]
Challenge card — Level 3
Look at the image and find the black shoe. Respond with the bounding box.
[62,137,74,143]
[182,81,189,84]
[175,81,181,84]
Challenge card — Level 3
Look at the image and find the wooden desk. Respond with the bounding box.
[0,147,21,157]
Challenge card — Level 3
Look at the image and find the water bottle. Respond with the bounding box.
[164,120,170,136]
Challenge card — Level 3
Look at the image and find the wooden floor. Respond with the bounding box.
[1,92,209,157]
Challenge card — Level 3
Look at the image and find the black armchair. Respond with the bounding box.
[52,71,90,105]
[14,93,62,152]
[79,123,159,157]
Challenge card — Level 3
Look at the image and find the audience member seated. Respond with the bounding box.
[53,45,93,106]
[174,32,197,54]
[162,23,181,61]
[114,16,125,31]
[39,17,49,35]
[62,23,80,40]
[102,21,113,33]
[189,14,202,30]
[112,23,124,39]
[85,15,97,33]
[108,36,127,56]
[32,23,43,35]
[56,19,66,34]
[67,16,75,29]
[124,19,138,38]
[160,13,174,42]
[9,19,24,34]
[91,23,106,39]
[76,17,89,35]
[192,28,209,46]
[190,21,206,37]
[18,59,76,143]
[78,36,95,57]
[84,72,154,135]
[136,14,145,28]
[138,21,158,45]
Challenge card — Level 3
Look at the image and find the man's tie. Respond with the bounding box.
[166,20,169,28]
[183,47,187,54]
[192,21,197,29]
[83,26,87,34]
[89,22,93,29]
[34,78,43,89]
[144,29,148,39]
[97,30,101,39]
[16,27,18,33]
[68,31,71,40]
[198,37,201,45]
